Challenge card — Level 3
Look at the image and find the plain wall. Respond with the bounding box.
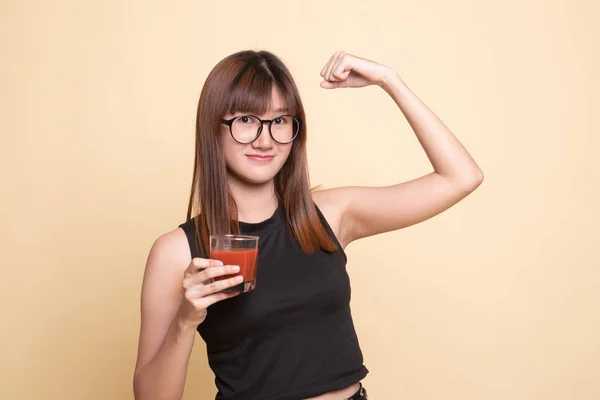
[2,0,599,399]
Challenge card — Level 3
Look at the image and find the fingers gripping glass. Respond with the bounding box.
[221,115,301,144]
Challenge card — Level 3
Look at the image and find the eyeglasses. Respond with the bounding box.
[220,115,301,144]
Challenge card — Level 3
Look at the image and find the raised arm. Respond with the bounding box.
[316,52,483,247]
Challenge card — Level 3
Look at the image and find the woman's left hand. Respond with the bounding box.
[320,51,396,89]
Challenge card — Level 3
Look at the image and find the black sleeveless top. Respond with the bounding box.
[178,203,368,400]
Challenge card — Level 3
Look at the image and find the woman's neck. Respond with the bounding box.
[228,178,279,223]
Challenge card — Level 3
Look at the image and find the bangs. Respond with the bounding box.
[226,64,298,116]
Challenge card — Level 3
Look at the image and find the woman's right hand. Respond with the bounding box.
[177,258,243,327]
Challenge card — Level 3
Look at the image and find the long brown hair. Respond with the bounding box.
[186,50,337,255]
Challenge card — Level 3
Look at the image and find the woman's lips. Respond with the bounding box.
[246,155,274,162]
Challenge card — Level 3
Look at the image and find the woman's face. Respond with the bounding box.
[221,87,294,186]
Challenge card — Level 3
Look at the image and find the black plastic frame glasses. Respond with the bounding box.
[220,114,301,144]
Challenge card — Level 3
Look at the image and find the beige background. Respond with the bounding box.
[2,0,599,399]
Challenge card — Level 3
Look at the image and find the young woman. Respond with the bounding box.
[133,50,483,400]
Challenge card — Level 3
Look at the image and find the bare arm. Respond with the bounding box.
[133,229,242,400]
[316,52,484,246]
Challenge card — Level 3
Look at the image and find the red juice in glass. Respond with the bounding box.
[210,235,259,293]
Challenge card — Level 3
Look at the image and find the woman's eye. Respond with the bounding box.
[274,117,286,124]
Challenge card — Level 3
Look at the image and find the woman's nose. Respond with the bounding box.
[251,122,274,149]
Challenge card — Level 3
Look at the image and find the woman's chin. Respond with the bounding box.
[228,170,277,186]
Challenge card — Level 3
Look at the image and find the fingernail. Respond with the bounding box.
[214,260,223,266]
[235,276,244,282]
[233,265,240,272]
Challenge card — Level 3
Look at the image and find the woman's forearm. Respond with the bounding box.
[380,72,484,187]
[134,317,198,400]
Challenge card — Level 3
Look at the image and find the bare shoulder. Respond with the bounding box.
[311,187,353,249]
[140,227,192,306]
[145,227,192,279]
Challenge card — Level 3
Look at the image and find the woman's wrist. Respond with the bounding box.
[377,68,399,88]
[175,307,201,332]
